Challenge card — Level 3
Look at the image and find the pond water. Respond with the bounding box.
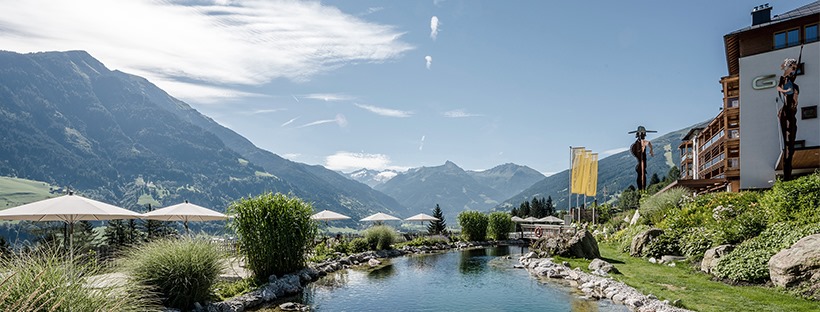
[262,246,627,312]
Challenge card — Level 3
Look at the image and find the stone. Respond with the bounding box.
[630,228,664,257]
[662,255,687,263]
[279,302,309,311]
[531,229,600,259]
[368,258,382,267]
[588,258,616,274]
[629,210,641,225]
[769,234,820,288]
[648,257,657,264]
[701,244,735,274]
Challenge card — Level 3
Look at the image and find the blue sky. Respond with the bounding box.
[0,0,811,175]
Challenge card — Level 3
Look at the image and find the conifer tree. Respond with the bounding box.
[511,207,519,217]
[546,196,554,216]
[427,204,447,235]
[519,201,531,217]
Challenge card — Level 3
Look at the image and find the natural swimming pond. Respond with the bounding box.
[261,246,627,312]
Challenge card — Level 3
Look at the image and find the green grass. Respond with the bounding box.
[554,243,820,312]
[0,176,56,209]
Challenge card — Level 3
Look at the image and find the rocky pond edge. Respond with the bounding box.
[178,240,691,312]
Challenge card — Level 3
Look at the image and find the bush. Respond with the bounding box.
[229,192,318,279]
[347,237,370,253]
[487,212,514,240]
[713,222,820,283]
[457,211,488,241]
[762,173,820,225]
[677,227,716,260]
[644,232,681,258]
[609,224,650,253]
[212,277,260,301]
[639,187,688,225]
[364,225,398,250]
[0,245,157,312]
[398,236,450,247]
[121,238,223,310]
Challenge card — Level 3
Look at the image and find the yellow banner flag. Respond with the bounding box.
[585,153,599,197]
[570,147,585,194]
[573,149,592,195]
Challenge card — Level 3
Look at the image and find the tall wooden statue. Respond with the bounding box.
[629,126,655,190]
[776,47,801,181]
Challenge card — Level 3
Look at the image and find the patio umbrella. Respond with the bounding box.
[142,200,227,233]
[523,216,540,223]
[404,213,439,233]
[0,191,141,261]
[511,216,525,223]
[360,212,400,225]
[538,215,565,224]
[311,210,351,222]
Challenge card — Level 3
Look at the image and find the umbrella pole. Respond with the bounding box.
[184,220,189,234]
[69,221,74,265]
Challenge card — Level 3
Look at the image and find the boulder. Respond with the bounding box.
[531,229,600,259]
[629,210,641,225]
[701,244,735,274]
[630,228,664,257]
[368,258,382,267]
[769,234,820,288]
[588,258,616,274]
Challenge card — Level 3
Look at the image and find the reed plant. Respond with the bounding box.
[120,238,223,310]
[229,192,318,279]
[0,245,158,312]
[487,212,514,240]
[364,225,398,250]
[457,211,488,241]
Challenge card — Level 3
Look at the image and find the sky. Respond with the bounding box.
[0,0,812,176]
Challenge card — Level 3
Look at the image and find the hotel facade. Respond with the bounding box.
[677,2,819,192]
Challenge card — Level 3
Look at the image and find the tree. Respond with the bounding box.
[510,207,519,217]
[650,173,661,185]
[141,204,177,241]
[519,201,531,217]
[487,212,514,240]
[619,187,641,210]
[667,166,680,181]
[427,204,447,235]
[531,197,543,218]
[545,196,555,216]
[457,211,488,241]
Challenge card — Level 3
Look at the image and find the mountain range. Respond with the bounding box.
[0,50,406,223]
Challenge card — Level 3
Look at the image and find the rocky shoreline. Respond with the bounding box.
[191,240,517,312]
[518,252,693,312]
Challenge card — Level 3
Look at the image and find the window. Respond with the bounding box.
[727,97,739,108]
[806,24,818,43]
[774,28,800,49]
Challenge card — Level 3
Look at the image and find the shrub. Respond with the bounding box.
[0,245,157,312]
[212,277,260,301]
[121,238,223,310]
[644,232,681,258]
[229,192,318,279]
[364,225,398,250]
[762,173,820,225]
[639,187,688,225]
[487,212,514,240]
[347,237,370,253]
[609,224,649,253]
[713,222,820,283]
[398,236,450,247]
[457,211,488,241]
[677,227,716,260]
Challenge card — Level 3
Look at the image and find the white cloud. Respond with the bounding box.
[433,0,446,7]
[282,153,301,160]
[601,147,629,157]
[0,0,413,102]
[419,135,425,151]
[354,103,413,118]
[375,171,398,181]
[425,55,432,69]
[281,117,299,127]
[325,151,408,172]
[298,113,348,128]
[303,93,355,102]
[361,7,383,15]
[430,16,440,40]
[443,109,482,118]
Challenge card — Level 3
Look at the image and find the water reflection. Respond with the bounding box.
[459,248,487,274]
[367,263,395,280]
[572,296,600,312]
[486,245,511,257]
[406,253,443,271]
[312,270,349,290]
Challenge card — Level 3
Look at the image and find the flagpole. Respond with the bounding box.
[568,146,573,223]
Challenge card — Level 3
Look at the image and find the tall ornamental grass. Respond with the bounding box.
[487,212,514,240]
[229,192,318,279]
[364,225,398,250]
[0,245,158,312]
[120,238,223,310]
[458,211,488,241]
[639,187,688,225]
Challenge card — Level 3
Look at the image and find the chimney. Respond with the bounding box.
[751,3,772,26]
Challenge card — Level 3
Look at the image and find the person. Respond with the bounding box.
[776,58,799,181]
[629,126,655,190]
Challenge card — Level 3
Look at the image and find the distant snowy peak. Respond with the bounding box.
[346,168,399,187]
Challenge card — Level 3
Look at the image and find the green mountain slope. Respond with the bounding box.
[0,50,405,220]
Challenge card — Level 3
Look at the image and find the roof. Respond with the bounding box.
[724,1,820,75]
[775,146,820,170]
[681,127,704,141]
[727,1,820,35]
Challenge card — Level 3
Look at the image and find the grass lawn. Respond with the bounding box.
[554,243,820,312]
[0,176,55,209]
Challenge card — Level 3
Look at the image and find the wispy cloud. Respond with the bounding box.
[247,108,286,115]
[430,16,440,40]
[291,95,300,102]
[303,93,355,102]
[443,109,482,118]
[433,0,446,7]
[355,103,413,118]
[282,153,301,160]
[325,151,408,172]
[281,117,299,127]
[425,55,433,69]
[601,147,629,157]
[361,7,384,16]
[298,114,348,128]
[419,135,426,151]
[0,0,413,103]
